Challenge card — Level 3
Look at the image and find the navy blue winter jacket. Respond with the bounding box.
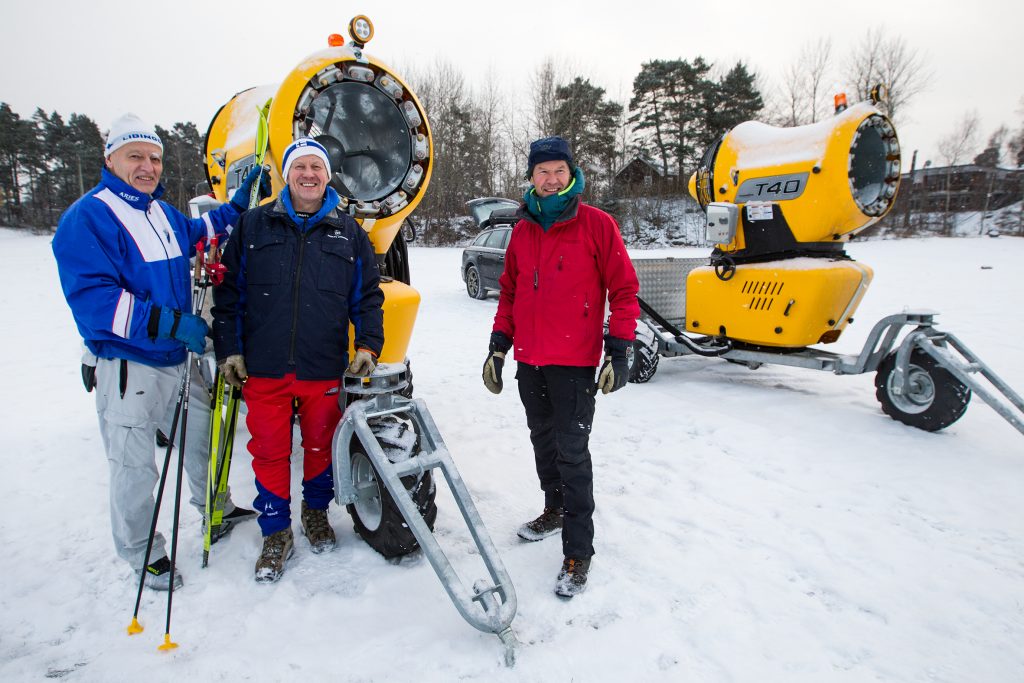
[52,169,239,367]
[211,188,385,381]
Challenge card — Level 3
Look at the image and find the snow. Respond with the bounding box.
[1,228,1023,682]
[728,103,877,170]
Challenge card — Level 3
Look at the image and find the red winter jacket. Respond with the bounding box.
[493,199,640,367]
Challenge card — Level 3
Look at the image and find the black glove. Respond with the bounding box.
[482,332,512,394]
[81,363,96,392]
[229,165,272,212]
[597,335,630,394]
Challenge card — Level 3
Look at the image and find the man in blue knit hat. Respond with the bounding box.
[482,135,640,598]
[53,113,262,591]
[212,137,385,583]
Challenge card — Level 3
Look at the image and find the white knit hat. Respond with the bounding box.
[281,138,332,179]
[105,113,163,157]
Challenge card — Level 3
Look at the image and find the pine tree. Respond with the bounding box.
[710,62,764,139]
[551,77,623,192]
[157,122,206,210]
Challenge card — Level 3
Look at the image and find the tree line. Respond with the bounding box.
[0,104,207,230]
[2,26,1022,238]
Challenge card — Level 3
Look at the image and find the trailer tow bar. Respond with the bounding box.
[332,364,520,665]
[894,323,1024,436]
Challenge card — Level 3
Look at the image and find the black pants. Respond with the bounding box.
[516,363,597,559]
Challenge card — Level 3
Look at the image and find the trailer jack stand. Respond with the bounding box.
[332,364,520,665]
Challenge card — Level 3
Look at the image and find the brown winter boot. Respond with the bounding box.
[517,507,563,541]
[254,528,294,584]
[301,501,337,554]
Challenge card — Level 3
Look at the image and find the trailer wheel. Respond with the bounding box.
[347,418,438,559]
[874,349,971,432]
[465,265,487,300]
[628,339,659,383]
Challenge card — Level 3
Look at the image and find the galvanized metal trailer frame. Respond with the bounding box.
[332,366,520,665]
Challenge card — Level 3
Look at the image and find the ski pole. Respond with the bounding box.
[127,239,209,642]
[158,349,191,651]
[127,368,187,636]
[158,239,211,651]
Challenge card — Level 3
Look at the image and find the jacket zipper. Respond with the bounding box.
[287,221,308,365]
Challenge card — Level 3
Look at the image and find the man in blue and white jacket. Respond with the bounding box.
[52,113,262,590]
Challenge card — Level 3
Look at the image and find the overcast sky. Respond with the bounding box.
[2,0,1021,168]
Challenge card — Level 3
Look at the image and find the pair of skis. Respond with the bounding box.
[202,96,273,567]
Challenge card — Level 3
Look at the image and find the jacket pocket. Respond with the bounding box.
[246,232,287,285]
[317,237,356,295]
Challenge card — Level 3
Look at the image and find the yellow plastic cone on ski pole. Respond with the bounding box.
[158,633,179,651]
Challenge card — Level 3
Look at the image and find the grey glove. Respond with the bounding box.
[482,332,512,394]
[347,348,377,377]
[218,354,248,388]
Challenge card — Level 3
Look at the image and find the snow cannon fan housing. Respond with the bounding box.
[203,15,432,258]
[202,16,432,365]
[683,99,901,349]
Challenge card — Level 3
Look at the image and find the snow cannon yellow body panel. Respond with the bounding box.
[204,44,432,258]
[691,102,901,250]
[685,259,874,347]
[357,280,420,363]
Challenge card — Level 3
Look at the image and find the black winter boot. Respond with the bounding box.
[555,556,591,598]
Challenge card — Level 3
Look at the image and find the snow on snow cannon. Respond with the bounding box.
[200,16,519,662]
[629,91,1024,436]
[684,94,901,348]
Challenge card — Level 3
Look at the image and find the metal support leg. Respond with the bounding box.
[332,366,519,663]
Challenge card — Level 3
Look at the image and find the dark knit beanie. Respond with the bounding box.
[526,136,574,178]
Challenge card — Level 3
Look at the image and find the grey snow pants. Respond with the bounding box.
[94,356,235,570]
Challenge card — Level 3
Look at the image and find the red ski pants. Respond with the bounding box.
[242,374,343,535]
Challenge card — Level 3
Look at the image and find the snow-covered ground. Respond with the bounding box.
[1,229,1022,682]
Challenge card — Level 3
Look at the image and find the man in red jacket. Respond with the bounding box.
[482,136,640,598]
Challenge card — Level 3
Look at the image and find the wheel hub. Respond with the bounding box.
[887,364,936,414]
[350,451,383,531]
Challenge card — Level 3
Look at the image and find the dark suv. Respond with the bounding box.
[462,197,519,299]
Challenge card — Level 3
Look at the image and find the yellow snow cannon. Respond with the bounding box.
[685,93,901,348]
[202,15,431,364]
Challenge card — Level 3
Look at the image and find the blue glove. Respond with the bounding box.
[151,306,209,355]
[229,165,271,212]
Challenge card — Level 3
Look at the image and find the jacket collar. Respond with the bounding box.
[100,168,164,210]
[272,186,345,229]
[516,194,582,229]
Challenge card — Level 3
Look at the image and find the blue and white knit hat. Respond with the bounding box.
[105,113,162,156]
[282,138,332,178]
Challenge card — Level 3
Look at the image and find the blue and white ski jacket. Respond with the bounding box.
[52,169,240,367]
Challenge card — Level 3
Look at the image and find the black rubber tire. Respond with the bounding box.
[346,425,438,559]
[874,349,971,432]
[628,340,660,383]
[465,264,486,300]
